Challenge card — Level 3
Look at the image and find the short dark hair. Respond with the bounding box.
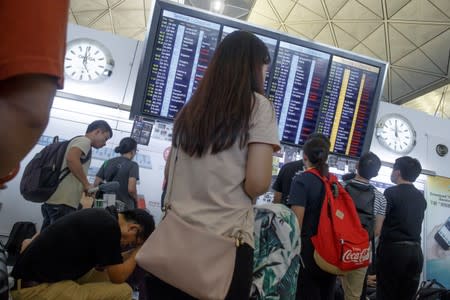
[393,156,422,182]
[86,120,113,138]
[121,209,155,241]
[358,152,381,180]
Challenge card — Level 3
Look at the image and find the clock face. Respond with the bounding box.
[375,113,416,154]
[64,38,114,82]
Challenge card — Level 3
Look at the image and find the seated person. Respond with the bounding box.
[10,208,155,300]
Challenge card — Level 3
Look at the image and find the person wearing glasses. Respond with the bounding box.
[10,208,155,300]
[95,137,140,210]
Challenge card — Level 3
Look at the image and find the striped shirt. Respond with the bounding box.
[345,178,387,216]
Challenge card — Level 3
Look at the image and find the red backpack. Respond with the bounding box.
[306,168,370,275]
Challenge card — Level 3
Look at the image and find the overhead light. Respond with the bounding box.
[210,0,224,13]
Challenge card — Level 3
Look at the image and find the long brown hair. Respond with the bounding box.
[172,30,270,157]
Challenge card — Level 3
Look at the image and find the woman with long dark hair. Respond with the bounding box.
[94,137,140,209]
[149,30,280,299]
[289,135,336,299]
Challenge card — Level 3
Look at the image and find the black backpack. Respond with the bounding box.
[344,180,375,240]
[20,136,91,203]
[416,279,450,300]
[4,222,37,266]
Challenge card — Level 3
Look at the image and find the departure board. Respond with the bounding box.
[221,26,278,92]
[142,10,221,118]
[316,56,380,157]
[131,0,387,158]
[269,41,330,146]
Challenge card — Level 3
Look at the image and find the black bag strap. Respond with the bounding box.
[59,136,92,182]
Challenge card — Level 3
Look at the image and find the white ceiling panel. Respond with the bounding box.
[335,22,382,41]
[391,69,414,99]
[420,30,450,74]
[395,48,445,75]
[361,25,387,60]
[323,0,350,18]
[334,25,360,50]
[271,0,296,20]
[285,3,326,21]
[429,0,450,18]
[286,23,327,40]
[71,0,108,12]
[355,0,383,18]
[388,25,418,62]
[391,23,449,47]
[314,24,336,46]
[297,0,327,18]
[391,0,448,21]
[386,0,411,18]
[334,0,381,20]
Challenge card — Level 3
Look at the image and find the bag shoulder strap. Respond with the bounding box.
[164,146,179,210]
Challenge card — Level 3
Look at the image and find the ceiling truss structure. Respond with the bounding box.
[68,0,450,118]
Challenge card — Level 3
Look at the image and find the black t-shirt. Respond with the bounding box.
[272,160,304,205]
[380,184,427,243]
[288,172,325,238]
[97,156,140,209]
[12,209,123,282]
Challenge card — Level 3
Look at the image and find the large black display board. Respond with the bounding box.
[131,0,387,158]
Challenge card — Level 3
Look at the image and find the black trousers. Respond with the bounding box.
[146,243,253,300]
[296,239,336,300]
[376,242,423,300]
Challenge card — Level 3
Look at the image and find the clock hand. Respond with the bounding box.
[394,120,398,138]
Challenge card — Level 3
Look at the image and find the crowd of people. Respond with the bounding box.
[0,3,430,299]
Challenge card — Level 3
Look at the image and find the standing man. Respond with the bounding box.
[341,152,387,300]
[0,1,69,178]
[41,120,113,229]
[272,159,304,205]
[376,156,426,300]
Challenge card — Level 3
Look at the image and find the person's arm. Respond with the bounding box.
[128,177,138,201]
[374,215,385,238]
[93,176,103,187]
[164,149,172,181]
[244,143,274,201]
[291,205,305,229]
[106,247,140,284]
[273,191,282,203]
[0,75,57,176]
[66,147,91,191]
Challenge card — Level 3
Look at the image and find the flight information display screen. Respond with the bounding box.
[142,10,221,119]
[221,26,278,92]
[132,0,387,158]
[268,41,331,146]
[316,56,380,157]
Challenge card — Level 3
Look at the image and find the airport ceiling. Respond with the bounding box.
[69,0,450,118]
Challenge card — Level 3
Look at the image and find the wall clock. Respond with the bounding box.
[375,113,416,154]
[64,38,115,82]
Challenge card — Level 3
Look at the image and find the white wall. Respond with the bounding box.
[371,102,450,177]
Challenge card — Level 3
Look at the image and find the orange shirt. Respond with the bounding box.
[0,1,69,89]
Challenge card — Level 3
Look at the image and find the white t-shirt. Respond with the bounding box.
[166,93,280,247]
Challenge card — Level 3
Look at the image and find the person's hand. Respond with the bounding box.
[80,193,95,209]
[84,183,95,197]
[426,223,450,260]
[367,274,376,287]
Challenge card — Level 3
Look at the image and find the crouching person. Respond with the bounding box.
[10,208,155,300]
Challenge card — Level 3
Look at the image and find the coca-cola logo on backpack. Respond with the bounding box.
[306,168,370,275]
